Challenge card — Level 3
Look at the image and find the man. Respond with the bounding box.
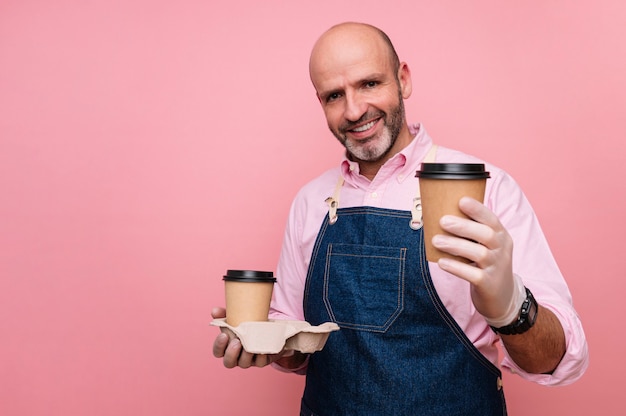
[212,22,588,415]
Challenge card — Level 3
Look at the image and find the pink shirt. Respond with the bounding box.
[270,123,588,386]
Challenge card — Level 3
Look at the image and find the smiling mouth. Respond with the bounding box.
[350,120,377,133]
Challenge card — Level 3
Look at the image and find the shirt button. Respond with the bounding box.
[371,192,378,198]
[398,175,404,181]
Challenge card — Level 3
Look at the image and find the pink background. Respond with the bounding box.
[1,1,624,414]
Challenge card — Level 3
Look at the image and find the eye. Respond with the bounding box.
[326,92,342,102]
[364,81,379,88]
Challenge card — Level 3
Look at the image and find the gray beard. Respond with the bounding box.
[332,92,405,163]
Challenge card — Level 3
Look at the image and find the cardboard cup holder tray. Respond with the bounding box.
[211,318,339,354]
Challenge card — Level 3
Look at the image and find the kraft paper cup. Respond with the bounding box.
[416,163,490,263]
[223,270,276,327]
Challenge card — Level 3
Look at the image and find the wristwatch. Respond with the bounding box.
[490,287,538,335]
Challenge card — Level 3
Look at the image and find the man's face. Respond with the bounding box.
[333,90,405,163]
[310,33,408,163]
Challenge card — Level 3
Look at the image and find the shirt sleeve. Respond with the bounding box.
[269,193,308,322]
[268,192,312,374]
[486,169,589,385]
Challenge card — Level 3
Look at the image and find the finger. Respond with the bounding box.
[236,349,256,369]
[439,212,501,251]
[253,354,272,368]
[211,307,226,319]
[439,214,486,242]
[432,233,488,265]
[212,333,229,358]
[458,197,501,231]
[223,338,244,369]
[448,197,513,256]
[437,256,484,286]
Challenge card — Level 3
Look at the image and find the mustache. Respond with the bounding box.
[339,110,385,133]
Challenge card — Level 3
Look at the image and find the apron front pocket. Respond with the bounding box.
[323,243,406,332]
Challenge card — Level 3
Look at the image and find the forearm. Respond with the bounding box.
[500,305,566,374]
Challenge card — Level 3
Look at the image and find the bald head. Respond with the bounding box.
[306,22,414,175]
[309,22,400,90]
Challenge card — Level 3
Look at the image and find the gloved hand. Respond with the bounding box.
[431,197,526,327]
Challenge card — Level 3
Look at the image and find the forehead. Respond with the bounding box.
[310,29,393,92]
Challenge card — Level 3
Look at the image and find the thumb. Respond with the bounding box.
[211,307,226,319]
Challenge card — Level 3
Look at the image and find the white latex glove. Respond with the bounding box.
[483,273,527,327]
[432,197,526,327]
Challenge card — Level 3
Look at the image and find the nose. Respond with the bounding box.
[344,91,367,122]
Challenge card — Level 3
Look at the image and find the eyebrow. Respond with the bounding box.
[318,72,388,100]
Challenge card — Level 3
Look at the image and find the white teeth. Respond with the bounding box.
[352,121,375,132]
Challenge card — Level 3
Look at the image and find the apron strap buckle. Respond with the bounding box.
[325,197,339,225]
[410,197,423,230]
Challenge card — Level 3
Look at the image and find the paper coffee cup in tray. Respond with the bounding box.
[223,270,276,327]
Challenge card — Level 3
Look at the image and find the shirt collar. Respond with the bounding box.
[340,123,434,187]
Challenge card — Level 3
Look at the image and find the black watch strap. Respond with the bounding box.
[490,287,538,335]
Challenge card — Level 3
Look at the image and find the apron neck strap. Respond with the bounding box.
[325,175,345,225]
[410,145,438,229]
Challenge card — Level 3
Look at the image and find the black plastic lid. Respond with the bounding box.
[223,270,276,283]
[416,163,490,180]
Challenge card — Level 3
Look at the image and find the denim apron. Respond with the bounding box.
[300,148,507,415]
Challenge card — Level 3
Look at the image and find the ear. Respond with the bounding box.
[398,62,412,99]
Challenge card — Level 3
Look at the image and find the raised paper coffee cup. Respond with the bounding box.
[223,270,276,327]
[416,163,490,263]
